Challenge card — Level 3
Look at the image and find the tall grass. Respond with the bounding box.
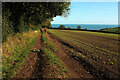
[2,30,40,78]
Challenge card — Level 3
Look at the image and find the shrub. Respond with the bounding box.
[59,25,65,29]
[85,28,87,30]
[67,27,71,29]
[47,23,52,29]
[2,10,14,42]
[77,26,81,29]
[18,15,29,33]
[42,25,47,28]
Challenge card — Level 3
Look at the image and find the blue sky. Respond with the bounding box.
[51,2,118,24]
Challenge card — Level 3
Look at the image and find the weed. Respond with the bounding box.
[2,30,39,78]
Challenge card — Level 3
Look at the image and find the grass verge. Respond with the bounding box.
[2,30,40,78]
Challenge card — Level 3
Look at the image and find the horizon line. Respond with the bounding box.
[51,23,118,25]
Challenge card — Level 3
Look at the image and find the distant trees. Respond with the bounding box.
[59,25,65,29]
[77,26,81,29]
[47,23,52,29]
[85,28,87,30]
[67,27,71,29]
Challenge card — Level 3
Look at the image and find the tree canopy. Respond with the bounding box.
[3,2,71,25]
[59,25,66,29]
[77,26,81,29]
[2,2,71,42]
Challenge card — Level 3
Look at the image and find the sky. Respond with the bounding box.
[51,2,118,24]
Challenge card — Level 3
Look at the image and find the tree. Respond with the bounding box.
[2,2,71,39]
[2,2,71,42]
[67,27,71,29]
[77,26,81,29]
[47,23,52,29]
[2,6,14,42]
[3,2,71,30]
[59,25,65,29]
[85,28,87,30]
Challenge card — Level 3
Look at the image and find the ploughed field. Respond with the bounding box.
[48,29,119,79]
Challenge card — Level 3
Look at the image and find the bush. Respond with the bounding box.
[67,27,71,29]
[2,9,14,42]
[42,25,47,28]
[47,23,52,29]
[85,28,87,30]
[18,15,29,33]
[77,26,81,29]
[59,25,65,29]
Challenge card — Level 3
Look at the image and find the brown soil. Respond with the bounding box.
[46,33,93,79]
[13,33,43,79]
[12,31,118,79]
[12,33,70,79]
[56,31,119,73]
[61,31,119,53]
[47,31,119,79]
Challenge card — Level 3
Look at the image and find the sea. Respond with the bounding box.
[51,24,118,30]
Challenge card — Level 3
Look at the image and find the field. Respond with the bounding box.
[2,29,119,79]
[101,27,120,33]
[48,29,119,79]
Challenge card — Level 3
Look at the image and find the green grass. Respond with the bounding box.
[41,31,70,78]
[2,30,39,78]
[41,48,70,78]
[54,29,119,40]
[101,27,120,33]
[42,32,57,52]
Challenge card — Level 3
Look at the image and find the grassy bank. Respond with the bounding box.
[101,27,120,33]
[40,32,70,78]
[2,30,40,78]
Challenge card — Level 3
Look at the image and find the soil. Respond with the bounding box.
[13,32,93,79]
[47,31,119,79]
[12,31,119,79]
[61,31,119,53]
[46,33,93,79]
[13,33,43,79]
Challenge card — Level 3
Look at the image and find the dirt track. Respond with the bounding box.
[13,33,95,79]
[14,34,43,78]
[13,30,119,79]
